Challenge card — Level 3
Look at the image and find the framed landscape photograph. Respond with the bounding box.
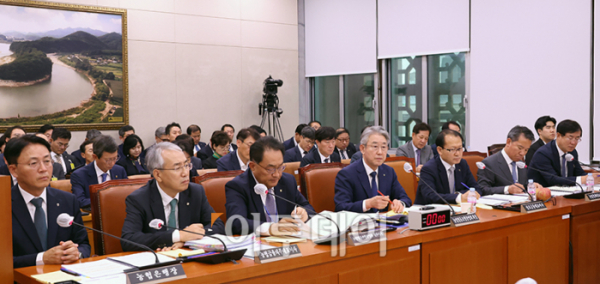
[0,0,128,131]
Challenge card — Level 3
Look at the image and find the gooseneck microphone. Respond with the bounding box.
[148,219,229,252]
[475,162,533,200]
[403,163,457,216]
[253,183,343,245]
[57,213,160,264]
[516,161,585,194]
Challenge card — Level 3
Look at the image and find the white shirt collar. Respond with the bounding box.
[19,184,47,205]
[156,181,180,208]
[236,150,248,171]
[297,144,308,157]
[439,156,455,172]
[318,150,330,163]
[411,140,421,150]
[362,158,378,176]
[556,141,566,157]
[500,149,516,166]
[293,138,298,146]
[93,161,109,178]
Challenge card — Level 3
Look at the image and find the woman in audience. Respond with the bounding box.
[202,131,231,169]
[117,134,149,176]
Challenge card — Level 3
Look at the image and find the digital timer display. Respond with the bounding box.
[421,211,451,228]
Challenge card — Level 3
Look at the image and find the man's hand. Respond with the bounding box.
[292,207,309,222]
[366,195,390,211]
[415,165,423,173]
[179,224,205,242]
[461,191,480,202]
[269,218,301,236]
[508,184,524,194]
[157,242,184,252]
[43,243,76,265]
[390,200,404,213]
[534,182,544,189]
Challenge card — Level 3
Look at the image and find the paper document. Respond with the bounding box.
[78,273,126,284]
[107,252,174,268]
[61,259,132,278]
[32,271,81,283]
[158,248,206,259]
[299,211,378,241]
[185,234,253,250]
[263,236,307,243]
[548,186,582,193]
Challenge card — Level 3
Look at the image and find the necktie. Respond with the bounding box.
[100,173,108,183]
[448,167,455,194]
[561,153,567,177]
[134,160,145,173]
[265,189,277,222]
[370,172,378,197]
[54,153,62,165]
[341,151,347,159]
[511,161,518,183]
[167,199,177,229]
[195,145,200,152]
[31,198,47,251]
[303,151,308,156]
[416,149,421,165]
[324,158,329,163]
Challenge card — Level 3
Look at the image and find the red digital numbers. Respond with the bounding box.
[425,213,447,227]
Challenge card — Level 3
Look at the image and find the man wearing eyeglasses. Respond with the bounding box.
[121,142,224,251]
[225,136,315,236]
[334,126,412,213]
[217,128,261,172]
[414,129,482,205]
[70,135,128,210]
[396,122,434,173]
[284,126,315,163]
[529,119,599,187]
[49,127,79,174]
[300,126,341,167]
[7,135,90,268]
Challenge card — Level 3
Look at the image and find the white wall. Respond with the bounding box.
[470,0,592,162]
[40,0,299,153]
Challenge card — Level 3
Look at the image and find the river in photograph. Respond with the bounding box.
[0,43,93,118]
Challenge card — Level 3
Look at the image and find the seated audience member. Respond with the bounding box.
[70,135,128,210]
[529,119,600,187]
[196,131,216,161]
[300,126,341,167]
[186,124,206,156]
[37,124,54,140]
[309,120,321,131]
[121,142,224,251]
[284,126,315,163]
[249,125,267,137]
[71,129,101,167]
[34,133,66,181]
[525,116,556,165]
[414,129,482,205]
[6,135,90,268]
[117,134,149,176]
[478,126,542,195]
[117,125,135,158]
[0,134,6,153]
[202,131,231,169]
[49,128,78,174]
[334,126,412,213]
[217,128,260,172]
[78,140,95,166]
[431,121,464,159]
[334,128,357,160]
[166,122,182,142]
[172,139,201,182]
[283,123,308,150]
[225,137,314,235]
[147,126,168,154]
[175,134,203,170]
[395,122,434,172]
[221,124,238,152]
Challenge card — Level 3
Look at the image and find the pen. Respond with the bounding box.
[377,190,394,205]
[460,182,470,190]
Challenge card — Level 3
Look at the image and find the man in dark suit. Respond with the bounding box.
[225,136,314,236]
[0,126,27,168]
[49,128,78,174]
[121,142,224,251]
[478,126,541,195]
[146,127,168,155]
[396,122,434,172]
[333,128,357,160]
[525,116,556,165]
[172,139,201,182]
[6,135,90,268]
[283,123,308,150]
[300,126,341,167]
[217,128,260,172]
[334,126,412,213]
[221,124,238,153]
[431,121,465,159]
[71,135,128,210]
[187,124,207,156]
[284,126,315,163]
[529,119,599,187]
[415,129,482,205]
[37,124,54,140]
[71,129,102,167]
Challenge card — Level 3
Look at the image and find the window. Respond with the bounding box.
[344,73,375,145]
[388,57,423,148]
[313,76,340,128]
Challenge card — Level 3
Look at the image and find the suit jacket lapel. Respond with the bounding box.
[455,163,464,191]
[178,187,191,229]
[110,168,121,180]
[377,168,389,196]
[149,181,167,229]
[87,164,98,186]
[406,142,415,158]
[495,154,513,183]
[356,164,372,197]
[46,188,60,248]
[550,141,562,175]
[436,159,451,194]
[274,183,286,217]
[12,186,43,251]
[295,147,301,161]
[247,170,267,222]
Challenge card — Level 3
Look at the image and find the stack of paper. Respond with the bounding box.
[185,234,253,252]
[61,259,132,278]
[158,248,206,259]
[32,271,81,283]
[107,252,174,268]
[299,211,378,241]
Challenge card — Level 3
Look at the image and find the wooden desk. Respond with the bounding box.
[14,199,575,284]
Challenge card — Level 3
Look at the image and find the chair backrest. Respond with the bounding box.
[384,158,418,202]
[283,162,301,189]
[299,163,347,211]
[385,156,414,163]
[128,174,151,179]
[462,151,487,181]
[50,180,72,194]
[89,178,151,255]
[388,154,397,157]
[194,170,244,222]
[487,144,505,156]
[197,169,217,176]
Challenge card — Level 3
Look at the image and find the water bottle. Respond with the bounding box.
[467,188,477,214]
[587,173,595,192]
[527,179,536,201]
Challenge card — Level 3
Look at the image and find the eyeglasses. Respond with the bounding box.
[215,144,231,151]
[336,138,350,143]
[18,159,53,170]
[254,162,286,175]
[56,142,69,148]
[366,144,388,152]
[242,141,254,147]
[443,148,464,154]
[564,136,582,143]
[101,155,120,164]
[157,162,193,173]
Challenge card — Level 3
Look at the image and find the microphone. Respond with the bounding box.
[148,219,229,252]
[253,183,343,245]
[475,162,533,200]
[516,161,585,194]
[57,213,160,264]
[403,163,457,216]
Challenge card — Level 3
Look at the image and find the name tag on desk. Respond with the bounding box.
[126,263,185,284]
